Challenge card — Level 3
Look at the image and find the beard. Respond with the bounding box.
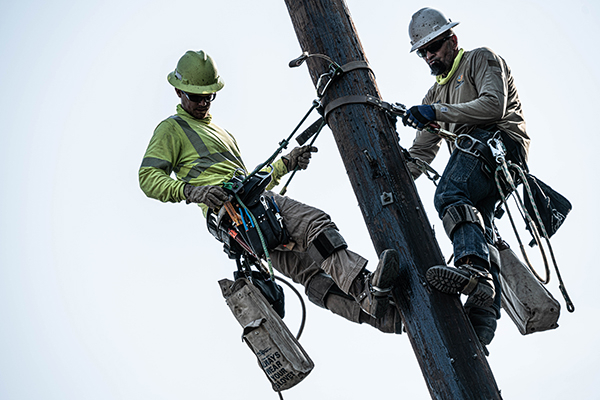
[429,60,450,76]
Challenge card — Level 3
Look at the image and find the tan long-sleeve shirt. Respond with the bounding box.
[408,47,529,178]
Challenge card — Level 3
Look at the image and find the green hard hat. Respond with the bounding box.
[167,50,225,94]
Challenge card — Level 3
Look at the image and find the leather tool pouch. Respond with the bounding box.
[523,174,572,243]
[227,171,290,258]
[238,194,289,258]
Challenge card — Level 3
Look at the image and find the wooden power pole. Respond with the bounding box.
[284,1,502,398]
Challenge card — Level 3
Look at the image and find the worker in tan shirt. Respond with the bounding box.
[402,8,530,349]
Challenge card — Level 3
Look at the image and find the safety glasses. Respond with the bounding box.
[182,91,217,103]
[416,35,453,58]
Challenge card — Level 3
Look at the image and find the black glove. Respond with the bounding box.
[184,184,229,209]
[283,145,318,171]
[402,105,435,130]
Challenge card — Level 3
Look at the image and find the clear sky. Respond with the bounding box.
[1,0,599,399]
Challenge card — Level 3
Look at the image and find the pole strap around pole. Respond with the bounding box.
[323,94,393,121]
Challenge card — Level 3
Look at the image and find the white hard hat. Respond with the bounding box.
[409,8,459,53]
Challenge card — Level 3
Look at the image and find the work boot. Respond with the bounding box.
[466,305,498,346]
[349,249,400,319]
[324,292,403,334]
[426,262,495,308]
[359,300,403,334]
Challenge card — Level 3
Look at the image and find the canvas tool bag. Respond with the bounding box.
[219,277,314,392]
[499,245,560,335]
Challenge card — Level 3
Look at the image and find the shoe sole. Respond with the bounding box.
[426,266,494,308]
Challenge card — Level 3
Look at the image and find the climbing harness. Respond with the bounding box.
[284,49,575,347]
[218,52,399,398]
[288,51,456,186]
[214,94,329,279]
[381,98,574,315]
[406,126,575,313]
[211,73,337,397]
[289,52,574,313]
[213,170,314,396]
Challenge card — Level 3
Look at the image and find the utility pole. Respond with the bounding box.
[284,1,502,398]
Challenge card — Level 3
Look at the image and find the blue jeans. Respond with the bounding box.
[434,128,511,314]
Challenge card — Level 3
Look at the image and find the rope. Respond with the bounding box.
[403,126,575,312]
[493,156,575,312]
[494,166,550,283]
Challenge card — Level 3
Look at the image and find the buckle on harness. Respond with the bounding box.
[455,133,500,175]
[456,134,487,158]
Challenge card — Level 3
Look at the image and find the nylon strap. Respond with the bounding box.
[319,59,380,120]
[339,60,372,74]
[324,94,390,121]
[461,275,479,295]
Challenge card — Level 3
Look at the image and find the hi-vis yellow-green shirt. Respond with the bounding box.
[139,104,288,206]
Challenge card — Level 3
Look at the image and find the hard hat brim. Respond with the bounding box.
[167,72,225,94]
[410,21,459,53]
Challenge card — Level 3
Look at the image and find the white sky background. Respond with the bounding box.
[1,0,599,399]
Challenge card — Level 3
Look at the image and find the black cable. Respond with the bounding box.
[273,275,307,340]
[272,274,307,400]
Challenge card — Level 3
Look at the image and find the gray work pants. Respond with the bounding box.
[267,191,367,293]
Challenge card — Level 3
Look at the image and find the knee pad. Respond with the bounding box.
[307,228,348,266]
[442,204,485,240]
[306,272,351,308]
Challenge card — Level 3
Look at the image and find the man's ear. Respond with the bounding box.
[450,34,458,50]
[175,88,182,98]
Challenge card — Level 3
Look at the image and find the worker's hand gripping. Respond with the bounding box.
[184,184,230,209]
[283,145,319,171]
[402,105,436,130]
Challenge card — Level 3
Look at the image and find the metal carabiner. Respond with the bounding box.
[390,102,407,116]
[487,137,507,164]
[316,65,342,98]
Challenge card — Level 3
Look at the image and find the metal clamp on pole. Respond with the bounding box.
[289,52,373,99]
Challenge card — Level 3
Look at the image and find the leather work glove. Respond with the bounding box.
[402,105,436,130]
[283,145,318,171]
[184,184,229,209]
